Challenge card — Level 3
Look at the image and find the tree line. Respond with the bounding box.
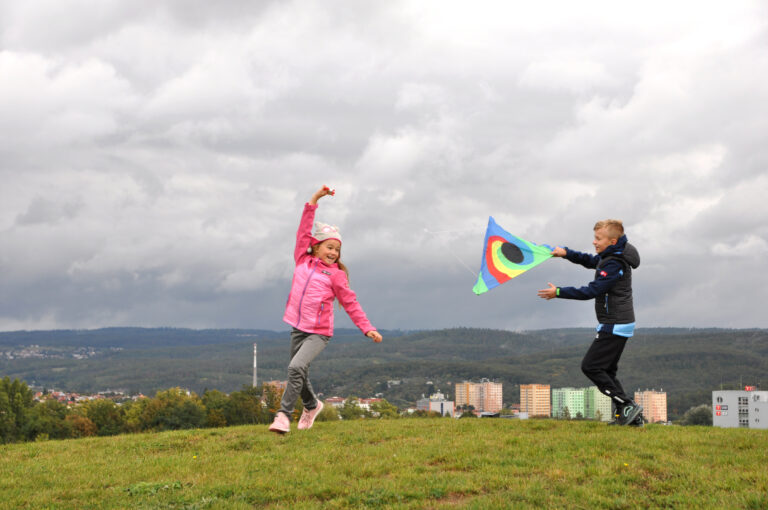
[0,376,415,444]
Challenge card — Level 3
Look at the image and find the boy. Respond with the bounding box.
[537,219,642,426]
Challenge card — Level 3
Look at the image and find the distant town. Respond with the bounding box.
[263,377,765,429]
[31,374,768,430]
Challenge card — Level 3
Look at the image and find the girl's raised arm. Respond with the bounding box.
[309,185,335,205]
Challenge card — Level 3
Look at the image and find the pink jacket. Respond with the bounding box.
[282,203,375,337]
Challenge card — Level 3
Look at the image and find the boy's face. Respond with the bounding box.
[314,239,341,265]
[593,227,618,254]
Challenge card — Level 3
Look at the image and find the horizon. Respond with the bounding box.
[2,324,767,335]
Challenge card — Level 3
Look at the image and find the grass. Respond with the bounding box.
[1,419,767,509]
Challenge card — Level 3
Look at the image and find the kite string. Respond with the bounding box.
[423,227,479,277]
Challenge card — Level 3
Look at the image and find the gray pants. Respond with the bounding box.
[278,328,329,418]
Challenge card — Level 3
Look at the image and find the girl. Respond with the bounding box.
[269,186,382,434]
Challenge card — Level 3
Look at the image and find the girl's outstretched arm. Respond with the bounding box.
[309,185,335,205]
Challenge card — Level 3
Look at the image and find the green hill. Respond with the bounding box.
[2,327,766,420]
[1,419,767,509]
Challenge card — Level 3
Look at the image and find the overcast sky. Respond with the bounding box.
[1,1,767,333]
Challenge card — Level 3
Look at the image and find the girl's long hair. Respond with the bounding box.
[336,258,349,280]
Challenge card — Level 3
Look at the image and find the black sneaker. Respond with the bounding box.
[618,403,643,425]
[628,415,644,427]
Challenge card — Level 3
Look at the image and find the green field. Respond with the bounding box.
[2,419,767,509]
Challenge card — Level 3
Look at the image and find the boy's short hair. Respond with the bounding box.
[594,219,624,240]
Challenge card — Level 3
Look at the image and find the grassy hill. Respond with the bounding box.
[1,418,767,509]
[2,327,766,420]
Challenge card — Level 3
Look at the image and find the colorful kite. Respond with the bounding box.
[473,217,554,295]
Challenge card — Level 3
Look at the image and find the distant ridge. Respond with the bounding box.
[2,327,765,420]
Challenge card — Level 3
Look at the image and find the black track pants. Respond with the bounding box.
[581,331,632,405]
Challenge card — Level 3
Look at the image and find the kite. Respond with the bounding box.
[473,217,554,295]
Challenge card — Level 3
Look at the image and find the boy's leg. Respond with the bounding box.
[581,332,632,405]
[278,330,329,417]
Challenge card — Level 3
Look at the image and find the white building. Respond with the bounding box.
[416,392,455,417]
[712,388,768,429]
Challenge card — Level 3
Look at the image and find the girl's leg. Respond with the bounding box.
[278,329,329,417]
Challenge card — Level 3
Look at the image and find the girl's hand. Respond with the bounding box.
[367,330,383,343]
[309,186,335,205]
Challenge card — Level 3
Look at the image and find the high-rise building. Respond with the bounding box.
[552,387,586,419]
[520,384,550,417]
[455,379,503,413]
[634,389,668,423]
[480,380,503,413]
[585,386,613,421]
[552,386,612,421]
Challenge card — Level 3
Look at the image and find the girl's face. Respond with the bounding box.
[314,239,341,265]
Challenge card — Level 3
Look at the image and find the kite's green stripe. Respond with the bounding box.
[473,275,489,295]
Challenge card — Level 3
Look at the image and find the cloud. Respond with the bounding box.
[1,1,767,331]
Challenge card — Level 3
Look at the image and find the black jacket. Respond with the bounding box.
[557,235,640,335]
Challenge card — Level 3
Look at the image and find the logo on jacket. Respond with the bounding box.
[321,270,332,275]
[599,270,608,277]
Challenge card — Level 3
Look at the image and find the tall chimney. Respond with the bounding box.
[252,343,258,387]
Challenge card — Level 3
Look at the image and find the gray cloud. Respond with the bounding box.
[1,1,767,331]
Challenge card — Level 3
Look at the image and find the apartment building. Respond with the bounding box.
[634,389,668,423]
[552,387,585,419]
[455,379,503,413]
[552,386,612,421]
[520,383,550,417]
[584,386,613,421]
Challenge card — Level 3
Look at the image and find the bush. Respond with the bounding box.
[316,402,340,422]
[24,400,73,440]
[139,388,206,431]
[680,405,712,426]
[84,399,125,436]
[66,415,98,438]
[0,377,35,443]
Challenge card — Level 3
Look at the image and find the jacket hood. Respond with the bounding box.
[603,235,640,269]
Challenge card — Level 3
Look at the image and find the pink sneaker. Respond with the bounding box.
[297,400,324,430]
[268,412,290,434]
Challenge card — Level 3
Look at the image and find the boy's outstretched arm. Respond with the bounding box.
[538,283,558,300]
[538,259,625,301]
[551,247,567,257]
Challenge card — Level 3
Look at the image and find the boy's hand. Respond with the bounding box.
[551,247,566,257]
[309,186,335,205]
[537,283,558,300]
[367,331,383,343]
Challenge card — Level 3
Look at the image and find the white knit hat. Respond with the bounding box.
[311,221,342,246]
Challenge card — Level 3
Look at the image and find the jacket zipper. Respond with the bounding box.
[295,259,319,327]
[316,303,324,326]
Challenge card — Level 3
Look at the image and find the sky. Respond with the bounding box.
[1,1,767,333]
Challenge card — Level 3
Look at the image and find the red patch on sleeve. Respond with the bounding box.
[600,270,608,277]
